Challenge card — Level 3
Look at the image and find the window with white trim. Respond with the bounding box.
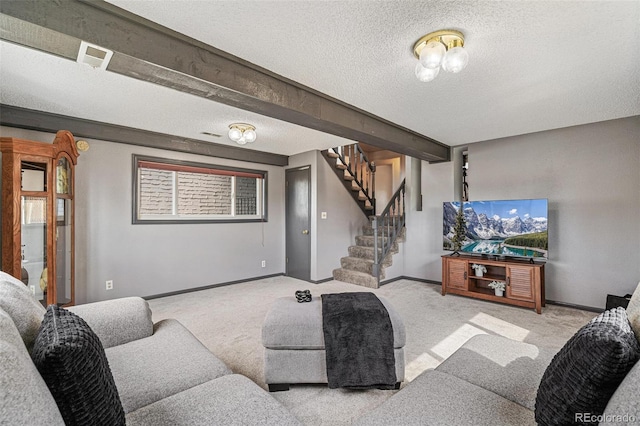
[133,155,267,223]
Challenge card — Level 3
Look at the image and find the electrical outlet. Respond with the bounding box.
[29,285,35,295]
[106,280,113,290]
[261,260,266,268]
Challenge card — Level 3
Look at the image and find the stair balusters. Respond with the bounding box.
[372,179,406,282]
[325,144,376,216]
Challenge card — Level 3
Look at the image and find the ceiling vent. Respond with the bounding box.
[76,41,113,70]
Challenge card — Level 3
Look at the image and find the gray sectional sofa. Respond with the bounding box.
[356,335,639,424]
[357,283,640,426]
[0,271,300,426]
[3,265,639,426]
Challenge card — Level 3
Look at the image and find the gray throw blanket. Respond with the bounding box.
[321,292,396,389]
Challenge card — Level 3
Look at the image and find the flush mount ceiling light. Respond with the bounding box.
[228,123,257,145]
[413,30,469,82]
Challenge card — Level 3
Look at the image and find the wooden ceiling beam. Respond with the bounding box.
[0,105,289,166]
[0,0,450,162]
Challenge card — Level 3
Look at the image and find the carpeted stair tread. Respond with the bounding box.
[362,225,406,241]
[332,268,379,289]
[340,256,389,277]
[355,235,399,251]
[348,245,397,260]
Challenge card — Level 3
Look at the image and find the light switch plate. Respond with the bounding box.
[321,212,327,219]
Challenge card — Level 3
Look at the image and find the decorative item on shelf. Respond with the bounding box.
[488,280,506,297]
[39,267,48,294]
[228,123,257,145]
[21,267,29,286]
[413,29,469,82]
[471,264,487,277]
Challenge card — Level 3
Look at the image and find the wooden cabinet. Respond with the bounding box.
[442,255,545,314]
[1,131,80,307]
[507,265,535,301]
[444,258,467,291]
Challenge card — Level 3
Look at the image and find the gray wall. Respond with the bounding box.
[287,150,369,281]
[0,126,286,304]
[4,116,638,309]
[403,116,640,309]
[402,157,454,280]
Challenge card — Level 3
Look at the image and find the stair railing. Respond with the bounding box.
[372,178,406,282]
[332,144,376,212]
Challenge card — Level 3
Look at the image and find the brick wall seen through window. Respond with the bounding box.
[134,155,266,223]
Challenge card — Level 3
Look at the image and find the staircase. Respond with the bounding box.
[332,179,406,289]
[332,220,405,288]
[322,143,406,288]
[321,144,375,217]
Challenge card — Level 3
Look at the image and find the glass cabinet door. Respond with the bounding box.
[20,196,48,306]
[55,157,73,306]
[56,157,71,195]
[54,198,73,306]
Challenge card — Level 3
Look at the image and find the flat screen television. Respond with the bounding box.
[443,198,548,259]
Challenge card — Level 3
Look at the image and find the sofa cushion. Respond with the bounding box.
[436,334,556,410]
[262,296,405,350]
[0,271,46,353]
[68,297,153,348]
[535,307,640,425]
[126,374,301,426]
[31,305,125,426]
[0,308,65,426]
[106,318,232,413]
[626,281,640,341]
[601,358,640,421]
[354,369,536,426]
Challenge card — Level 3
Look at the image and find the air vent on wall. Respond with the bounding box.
[76,41,113,70]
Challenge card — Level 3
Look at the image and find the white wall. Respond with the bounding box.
[0,126,286,304]
[403,116,640,309]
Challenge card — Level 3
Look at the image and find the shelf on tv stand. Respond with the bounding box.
[472,275,504,282]
[441,255,545,314]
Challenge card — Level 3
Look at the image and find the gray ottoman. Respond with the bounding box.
[262,295,406,391]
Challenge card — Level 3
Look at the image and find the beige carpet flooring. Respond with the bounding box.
[147,276,596,425]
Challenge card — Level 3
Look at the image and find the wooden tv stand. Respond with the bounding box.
[441,255,545,314]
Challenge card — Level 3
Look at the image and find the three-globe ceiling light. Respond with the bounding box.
[228,123,257,145]
[413,30,469,82]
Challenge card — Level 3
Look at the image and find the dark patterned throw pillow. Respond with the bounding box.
[535,307,640,425]
[31,305,125,426]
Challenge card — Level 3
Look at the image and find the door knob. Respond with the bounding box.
[302,229,309,234]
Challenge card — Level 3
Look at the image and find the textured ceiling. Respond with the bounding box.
[0,41,352,156]
[1,1,639,155]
